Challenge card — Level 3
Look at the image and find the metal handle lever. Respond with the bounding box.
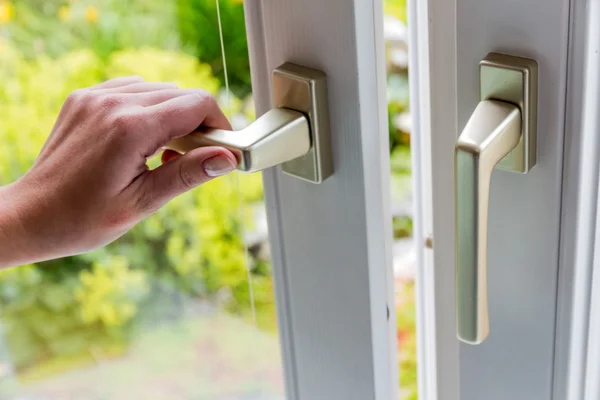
[164,107,310,173]
[455,100,521,344]
[455,53,538,345]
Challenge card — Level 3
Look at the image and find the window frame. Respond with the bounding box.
[245,0,600,399]
[415,0,599,398]
[244,1,398,399]
[553,0,600,398]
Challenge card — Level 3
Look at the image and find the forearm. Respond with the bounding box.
[0,182,37,268]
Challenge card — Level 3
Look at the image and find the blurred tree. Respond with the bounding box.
[3,0,252,96]
[177,0,252,97]
[3,0,181,59]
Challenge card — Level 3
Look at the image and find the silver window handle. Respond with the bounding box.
[455,53,538,344]
[165,63,333,184]
[165,107,310,173]
[455,100,521,344]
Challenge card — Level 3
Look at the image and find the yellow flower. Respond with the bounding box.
[58,5,71,21]
[0,2,14,24]
[85,6,98,23]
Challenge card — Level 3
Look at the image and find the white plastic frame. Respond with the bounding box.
[244,1,397,399]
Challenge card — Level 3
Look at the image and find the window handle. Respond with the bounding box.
[455,53,538,344]
[165,63,333,184]
[165,107,310,173]
[455,100,520,344]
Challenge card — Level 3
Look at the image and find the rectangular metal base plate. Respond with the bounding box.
[272,63,333,183]
[480,53,538,173]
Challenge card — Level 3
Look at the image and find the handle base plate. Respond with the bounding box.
[480,53,538,173]
[273,63,333,184]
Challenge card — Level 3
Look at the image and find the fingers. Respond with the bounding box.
[83,80,231,158]
[144,147,237,209]
[123,88,214,107]
[143,92,232,147]
[98,82,178,95]
[91,76,144,90]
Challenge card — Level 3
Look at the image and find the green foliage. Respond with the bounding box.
[388,69,413,239]
[106,47,220,92]
[0,43,268,371]
[177,0,251,97]
[397,283,418,400]
[388,73,410,151]
[390,146,413,239]
[393,216,413,239]
[385,0,408,24]
[2,0,251,95]
[4,0,181,60]
[76,257,149,327]
[0,262,132,369]
[390,145,412,175]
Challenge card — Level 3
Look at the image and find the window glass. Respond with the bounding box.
[384,1,419,398]
[0,1,284,399]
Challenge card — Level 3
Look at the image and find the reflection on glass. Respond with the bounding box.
[0,1,284,399]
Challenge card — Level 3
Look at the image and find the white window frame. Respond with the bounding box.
[244,1,398,399]
[406,0,445,397]
[553,1,600,399]
[411,0,600,398]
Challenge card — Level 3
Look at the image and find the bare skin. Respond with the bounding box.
[0,76,237,268]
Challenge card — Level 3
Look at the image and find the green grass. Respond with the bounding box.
[1,310,285,400]
[17,345,125,384]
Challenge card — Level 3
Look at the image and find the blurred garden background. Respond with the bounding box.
[0,0,415,399]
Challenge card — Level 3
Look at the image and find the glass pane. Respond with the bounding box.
[383,1,419,399]
[0,1,285,399]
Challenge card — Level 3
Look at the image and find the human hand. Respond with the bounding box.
[0,76,237,267]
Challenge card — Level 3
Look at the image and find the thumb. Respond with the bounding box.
[147,146,237,206]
